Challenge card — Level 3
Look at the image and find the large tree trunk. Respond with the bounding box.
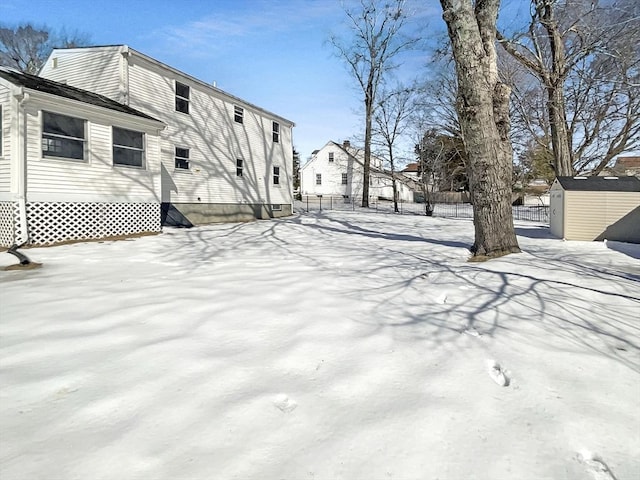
[362,86,373,208]
[441,0,520,258]
[540,0,574,176]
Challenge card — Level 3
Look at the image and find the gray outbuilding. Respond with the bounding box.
[549,176,640,243]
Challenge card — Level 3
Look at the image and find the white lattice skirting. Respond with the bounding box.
[0,202,17,248]
[0,202,161,247]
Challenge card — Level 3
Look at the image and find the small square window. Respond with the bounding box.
[272,121,280,143]
[316,173,322,185]
[176,81,190,114]
[273,166,280,185]
[234,106,244,124]
[175,147,189,169]
[236,158,243,177]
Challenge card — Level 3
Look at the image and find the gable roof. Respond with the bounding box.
[402,162,419,173]
[0,67,161,122]
[44,45,295,127]
[554,176,640,192]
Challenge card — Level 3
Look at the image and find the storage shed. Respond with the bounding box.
[549,176,640,243]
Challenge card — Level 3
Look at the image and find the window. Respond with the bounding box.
[42,111,86,160]
[273,166,280,185]
[342,173,348,185]
[316,173,322,185]
[272,121,280,143]
[113,127,144,167]
[234,106,244,124]
[175,147,189,170]
[175,81,190,114]
[272,204,282,211]
[0,106,2,156]
[236,158,243,177]
[329,152,334,162]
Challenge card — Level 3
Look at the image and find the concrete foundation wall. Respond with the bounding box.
[163,202,292,226]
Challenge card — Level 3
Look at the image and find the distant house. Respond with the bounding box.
[39,45,295,225]
[300,140,414,202]
[0,67,165,247]
[550,176,640,243]
[611,156,640,178]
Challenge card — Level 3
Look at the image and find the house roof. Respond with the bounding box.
[0,67,161,122]
[554,176,640,192]
[402,163,419,173]
[614,156,640,169]
[44,45,295,127]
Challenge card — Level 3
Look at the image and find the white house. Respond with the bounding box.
[39,45,295,225]
[300,140,414,203]
[0,67,165,247]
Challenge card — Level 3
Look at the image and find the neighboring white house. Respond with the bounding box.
[0,67,165,247]
[39,45,295,225]
[300,140,414,203]
[550,176,640,243]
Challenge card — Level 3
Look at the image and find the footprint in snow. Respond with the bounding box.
[273,394,297,413]
[577,451,617,480]
[486,359,509,387]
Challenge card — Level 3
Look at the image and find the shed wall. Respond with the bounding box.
[565,191,640,241]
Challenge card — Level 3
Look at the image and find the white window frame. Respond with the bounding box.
[272,121,280,143]
[236,158,244,177]
[41,111,87,161]
[316,173,322,185]
[329,152,334,162]
[342,173,348,185]
[175,146,190,170]
[175,81,190,114]
[234,106,244,124]
[273,166,280,185]
[112,127,145,168]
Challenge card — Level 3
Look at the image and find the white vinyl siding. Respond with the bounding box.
[39,47,125,102]
[126,52,293,206]
[23,104,160,202]
[39,46,295,208]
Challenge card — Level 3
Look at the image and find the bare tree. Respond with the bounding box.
[331,0,417,207]
[440,0,520,258]
[0,23,89,74]
[373,84,416,212]
[498,0,640,175]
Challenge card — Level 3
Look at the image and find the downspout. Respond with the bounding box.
[13,88,30,247]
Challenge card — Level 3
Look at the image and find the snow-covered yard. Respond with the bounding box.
[1,211,638,480]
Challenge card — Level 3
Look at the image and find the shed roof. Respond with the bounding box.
[0,67,160,122]
[554,176,640,192]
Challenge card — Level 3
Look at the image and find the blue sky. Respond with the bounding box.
[0,0,446,162]
[1,0,535,163]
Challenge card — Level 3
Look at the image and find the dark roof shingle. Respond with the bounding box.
[555,176,640,192]
[0,67,160,122]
